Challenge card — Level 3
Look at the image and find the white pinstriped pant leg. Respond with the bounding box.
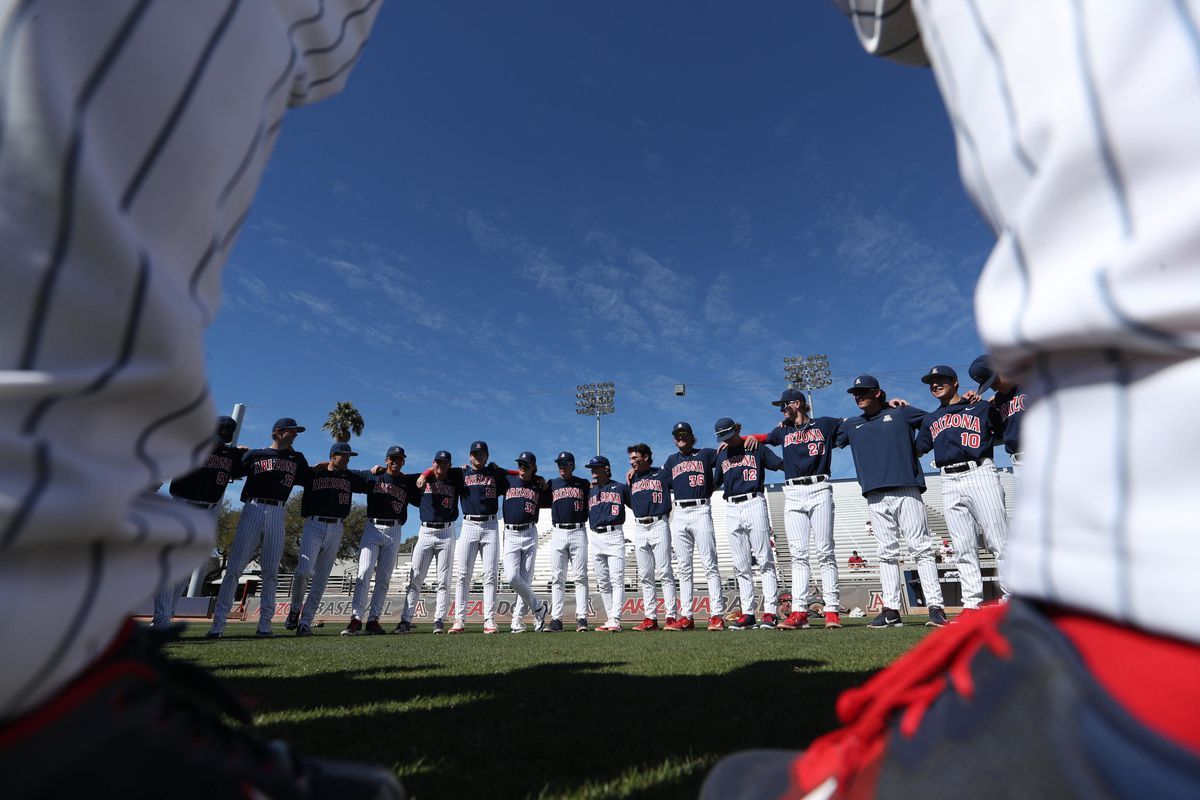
[895,488,943,608]
[151,501,220,626]
[633,522,661,619]
[290,518,325,612]
[866,491,904,610]
[670,516,697,618]
[367,524,402,622]
[606,553,625,624]
[549,528,570,620]
[590,530,624,625]
[503,529,542,617]
[941,473,985,608]
[809,485,839,609]
[569,532,589,621]
[726,507,756,615]
[454,519,483,624]
[782,485,813,608]
[210,502,269,633]
[299,522,344,627]
[479,524,500,623]
[968,462,1009,594]
[691,507,724,616]
[402,528,444,623]
[351,521,388,620]
[745,496,779,616]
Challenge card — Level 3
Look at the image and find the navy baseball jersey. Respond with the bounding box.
[300,467,370,519]
[834,405,927,495]
[993,387,1027,455]
[239,448,310,503]
[714,446,784,496]
[502,476,551,525]
[764,416,842,478]
[168,443,244,504]
[460,464,511,516]
[420,469,467,524]
[661,447,721,500]
[915,400,1005,464]
[588,480,630,529]
[355,470,420,524]
[548,475,591,525]
[629,467,671,518]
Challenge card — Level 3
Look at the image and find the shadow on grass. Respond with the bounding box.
[218,657,873,799]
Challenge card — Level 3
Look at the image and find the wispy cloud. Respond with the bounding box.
[730,204,753,248]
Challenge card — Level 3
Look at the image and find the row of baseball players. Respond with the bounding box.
[151,355,1026,637]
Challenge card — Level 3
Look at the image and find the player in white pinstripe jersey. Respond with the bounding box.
[0,2,402,794]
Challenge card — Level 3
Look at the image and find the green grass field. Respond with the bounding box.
[167,618,933,799]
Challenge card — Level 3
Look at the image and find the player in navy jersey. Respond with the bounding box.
[970,354,1026,472]
[151,416,245,629]
[208,418,311,639]
[502,452,551,633]
[834,376,947,629]
[340,446,419,636]
[747,390,845,630]
[914,366,1010,613]
[396,452,466,634]
[287,443,370,637]
[546,452,592,632]
[714,418,784,630]
[660,422,726,631]
[626,444,677,631]
[587,456,631,632]
[451,441,511,634]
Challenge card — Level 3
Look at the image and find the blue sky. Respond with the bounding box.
[208,2,1000,480]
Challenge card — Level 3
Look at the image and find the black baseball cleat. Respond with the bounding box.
[392,620,413,635]
[364,620,386,636]
[533,601,550,632]
[341,618,362,636]
[285,608,301,631]
[203,630,222,639]
[868,608,904,629]
[431,620,445,635]
[926,606,949,628]
[576,618,589,632]
[544,618,564,633]
[0,621,406,798]
[296,624,313,637]
[729,614,757,631]
[701,601,1200,799]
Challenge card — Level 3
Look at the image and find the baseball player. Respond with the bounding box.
[969,355,1026,472]
[340,446,419,636]
[625,444,677,631]
[501,452,551,633]
[450,441,512,634]
[713,418,784,630]
[207,418,311,639]
[287,443,370,637]
[914,366,1009,613]
[586,456,630,632]
[745,389,844,630]
[395,451,465,634]
[546,452,592,632]
[150,415,244,629]
[660,422,726,631]
[833,375,946,629]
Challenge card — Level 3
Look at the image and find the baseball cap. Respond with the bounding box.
[469,440,488,454]
[434,450,453,462]
[771,388,806,407]
[714,417,739,443]
[554,451,575,465]
[969,354,997,393]
[271,417,306,432]
[586,455,611,470]
[920,365,959,385]
[329,442,358,457]
[847,375,881,394]
[671,421,694,437]
[516,450,537,466]
[385,446,406,460]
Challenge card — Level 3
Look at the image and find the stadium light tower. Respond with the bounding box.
[783,354,832,414]
[575,382,616,456]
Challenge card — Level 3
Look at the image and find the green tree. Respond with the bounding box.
[214,501,241,559]
[322,401,364,442]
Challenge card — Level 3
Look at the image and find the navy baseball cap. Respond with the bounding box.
[329,442,358,457]
[847,375,881,394]
[272,417,305,432]
[921,365,959,385]
[554,451,575,465]
[516,451,537,466]
[771,388,806,407]
[434,450,453,462]
[385,446,406,460]
[216,415,237,430]
[714,417,739,442]
[671,421,694,437]
[969,354,997,392]
[469,440,488,453]
[586,455,611,470]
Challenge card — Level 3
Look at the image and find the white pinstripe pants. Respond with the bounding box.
[725,495,779,616]
[941,460,1009,609]
[151,500,220,627]
[632,518,677,620]
[504,526,542,624]
[351,520,402,622]
[290,518,345,628]
[402,525,455,623]
[670,503,724,618]
[209,501,287,635]
[454,517,500,624]
[782,482,840,610]
[865,488,943,611]
[590,528,626,626]
[549,527,589,621]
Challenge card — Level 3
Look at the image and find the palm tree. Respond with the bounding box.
[322,401,364,442]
